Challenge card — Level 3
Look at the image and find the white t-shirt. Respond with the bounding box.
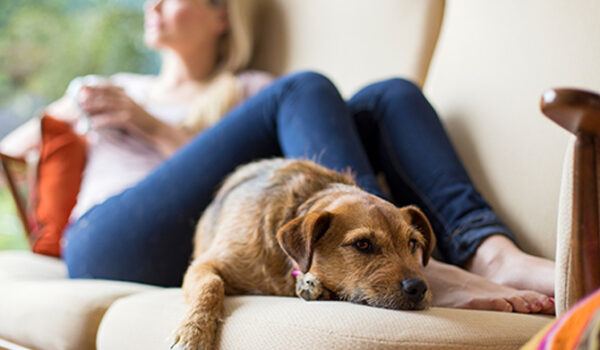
[70,71,273,220]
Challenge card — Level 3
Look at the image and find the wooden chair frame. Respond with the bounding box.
[541,88,600,300]
[0,152,31,238]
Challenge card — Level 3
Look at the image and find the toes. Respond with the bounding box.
[516,292,556,314]
[541,297,556,315]
[506,295,533,313]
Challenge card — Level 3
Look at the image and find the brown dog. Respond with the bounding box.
[171,158,436,349]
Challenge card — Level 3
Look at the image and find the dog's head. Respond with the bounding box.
[276,190,435,310]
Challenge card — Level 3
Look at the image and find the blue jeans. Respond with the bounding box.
[63,71,516,286]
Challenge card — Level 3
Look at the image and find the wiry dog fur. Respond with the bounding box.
[172,158,436,349]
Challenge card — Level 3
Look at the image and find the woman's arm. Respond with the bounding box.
[45,95,82,124]
[0,117,41,158]
[0,95,84,158]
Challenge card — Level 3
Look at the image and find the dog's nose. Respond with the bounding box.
[401,278,427,302]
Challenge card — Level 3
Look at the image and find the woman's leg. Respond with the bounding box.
[347,78,514,265]
[465,235,555,296]
[347,78,554,298]
[63,71,383,287]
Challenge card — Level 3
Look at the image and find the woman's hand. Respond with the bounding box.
[77,85,193,156]
[77,85,156,135]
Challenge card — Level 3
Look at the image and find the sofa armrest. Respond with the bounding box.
[541,88,600,311]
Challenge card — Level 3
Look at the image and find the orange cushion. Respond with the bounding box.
[32,116,86,257]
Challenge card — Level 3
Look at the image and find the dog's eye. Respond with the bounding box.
[408,239,418,254]
[354,239,374,253]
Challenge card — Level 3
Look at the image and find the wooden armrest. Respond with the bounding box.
[541,88,600,136]
[540,88,600,301]
[0,152,26,164]
[0,152,32,238]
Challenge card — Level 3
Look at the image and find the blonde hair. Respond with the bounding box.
[181,0,260,134]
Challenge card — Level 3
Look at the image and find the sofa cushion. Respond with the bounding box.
[0,279,159,350]
[0,250,67,281]
[98,289,553,350]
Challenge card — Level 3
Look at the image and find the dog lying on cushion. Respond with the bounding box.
[172,158,436,349]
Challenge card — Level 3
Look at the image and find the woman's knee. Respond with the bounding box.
[361,78,436,124]
[375,78,424,102]
[273,70,347,128]
[350,78,429,117]
[283,70,339,96]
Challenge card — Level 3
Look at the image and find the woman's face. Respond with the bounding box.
[144,0,228,53]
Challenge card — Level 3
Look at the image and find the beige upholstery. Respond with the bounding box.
[424,0,600,260]
[0,251,158,350]
[98,290,551,350]
[0,251,66,281]
[252,0,445,95]
[555,137,576,315]
[0,280,158,350]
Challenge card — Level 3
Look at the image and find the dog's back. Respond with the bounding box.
[194,158,289,253]
[193,158,355,295]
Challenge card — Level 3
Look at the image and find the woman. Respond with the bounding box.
[1,0,554,314]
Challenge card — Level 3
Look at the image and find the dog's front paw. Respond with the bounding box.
[170,318,216,350]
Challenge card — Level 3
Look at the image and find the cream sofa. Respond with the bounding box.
[2,0,600,349]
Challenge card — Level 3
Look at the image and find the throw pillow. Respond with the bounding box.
[32,116,86,257]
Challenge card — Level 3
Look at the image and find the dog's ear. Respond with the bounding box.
[401,206,436,266]
[276,211,333,273]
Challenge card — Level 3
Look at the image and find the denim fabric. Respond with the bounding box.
[63,72,516,286]
[347,78,517,265]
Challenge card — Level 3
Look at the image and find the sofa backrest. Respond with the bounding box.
[424,0,600,259]
[252,0,445,96]
[250,0,600,261]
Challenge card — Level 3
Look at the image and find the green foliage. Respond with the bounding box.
[0,1,159,250]
[0,0,158,106]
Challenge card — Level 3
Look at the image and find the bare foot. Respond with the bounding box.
[424,258,555,314]
[464,235,555,297]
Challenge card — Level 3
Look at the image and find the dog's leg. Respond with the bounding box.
[171,261,224,350]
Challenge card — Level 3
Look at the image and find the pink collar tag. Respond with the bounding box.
[292,269,302,277]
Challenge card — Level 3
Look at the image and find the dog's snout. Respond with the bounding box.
[401,278,427,301]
